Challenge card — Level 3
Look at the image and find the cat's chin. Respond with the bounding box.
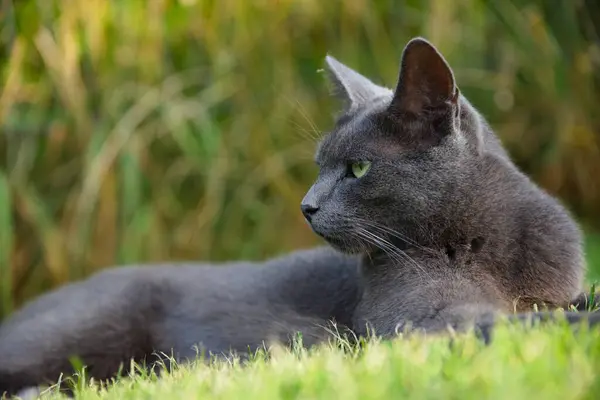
[309,225,370,254]
[319,235,367,255]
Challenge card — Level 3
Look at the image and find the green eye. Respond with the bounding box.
[350,161,371,178]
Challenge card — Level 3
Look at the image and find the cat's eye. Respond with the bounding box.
[350,161,371,179]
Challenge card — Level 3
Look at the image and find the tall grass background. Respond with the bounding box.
[1,0,600,317]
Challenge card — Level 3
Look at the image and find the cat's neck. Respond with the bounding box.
[395,164,520,248]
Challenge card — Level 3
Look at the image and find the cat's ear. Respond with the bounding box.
[325,55,392,111]
[389,38,458,116]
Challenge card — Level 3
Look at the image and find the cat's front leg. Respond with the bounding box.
[471,308,600,343]
[390,301,499,338]
[405,302,600,344]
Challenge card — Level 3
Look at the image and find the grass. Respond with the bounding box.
[28,321,600,400]
[585,232,600,282]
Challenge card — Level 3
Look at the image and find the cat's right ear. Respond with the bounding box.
[388,38,458,117]
[324,55,392,111]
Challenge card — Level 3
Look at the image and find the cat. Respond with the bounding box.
[0,248,362,396]
[2,35,599,398]
[300,37,600,340]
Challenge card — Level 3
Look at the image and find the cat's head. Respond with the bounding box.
[301,37,485,254]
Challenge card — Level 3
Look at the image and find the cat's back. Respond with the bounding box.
[124,245,359,297]
[0,261,251,330]
[1,246,360,331]
[155,246,361,325]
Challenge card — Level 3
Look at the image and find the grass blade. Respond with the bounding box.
[0,172,13,317]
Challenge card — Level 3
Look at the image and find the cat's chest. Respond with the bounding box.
[351,253,492,337]
[351,269,439,336]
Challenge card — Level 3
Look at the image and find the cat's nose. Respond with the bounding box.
[301,204,319,222]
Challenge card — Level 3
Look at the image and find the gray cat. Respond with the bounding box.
[300,37,600,338]
[1,37,599,398]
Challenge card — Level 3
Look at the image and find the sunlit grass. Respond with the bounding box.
[30,321,600,400]
[1,0,600,313]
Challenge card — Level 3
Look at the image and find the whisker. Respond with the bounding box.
[284,97,323,143]
[354,225,431,281]
[352,217,438,255]
[288,119,320,144]
[354,227,415,274]
[355,229,405,270]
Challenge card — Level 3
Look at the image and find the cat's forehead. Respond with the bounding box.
[316,109,390,163]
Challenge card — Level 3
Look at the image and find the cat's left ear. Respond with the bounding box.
[324,55,392,111]
[389,38,459,117]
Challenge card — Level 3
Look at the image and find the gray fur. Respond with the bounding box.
[302,37,595,338]
[0,247,361,396]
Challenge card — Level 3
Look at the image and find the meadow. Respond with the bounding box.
[2,0,600,398]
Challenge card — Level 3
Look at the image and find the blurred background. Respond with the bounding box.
[1,0,600,317]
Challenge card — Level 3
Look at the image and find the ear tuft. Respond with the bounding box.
[389,37,457,116]
[324,55,392,111]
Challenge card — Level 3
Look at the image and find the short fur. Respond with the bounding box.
[301,37,599,338]
[0,248,361,396]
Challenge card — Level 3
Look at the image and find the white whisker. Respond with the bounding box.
[353,225,432,281]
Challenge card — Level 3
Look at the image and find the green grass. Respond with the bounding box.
[32,321,600,400]
[585,232,600,282]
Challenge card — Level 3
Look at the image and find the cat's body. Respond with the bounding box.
[0,247,361,395]
[2,37,600,398]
